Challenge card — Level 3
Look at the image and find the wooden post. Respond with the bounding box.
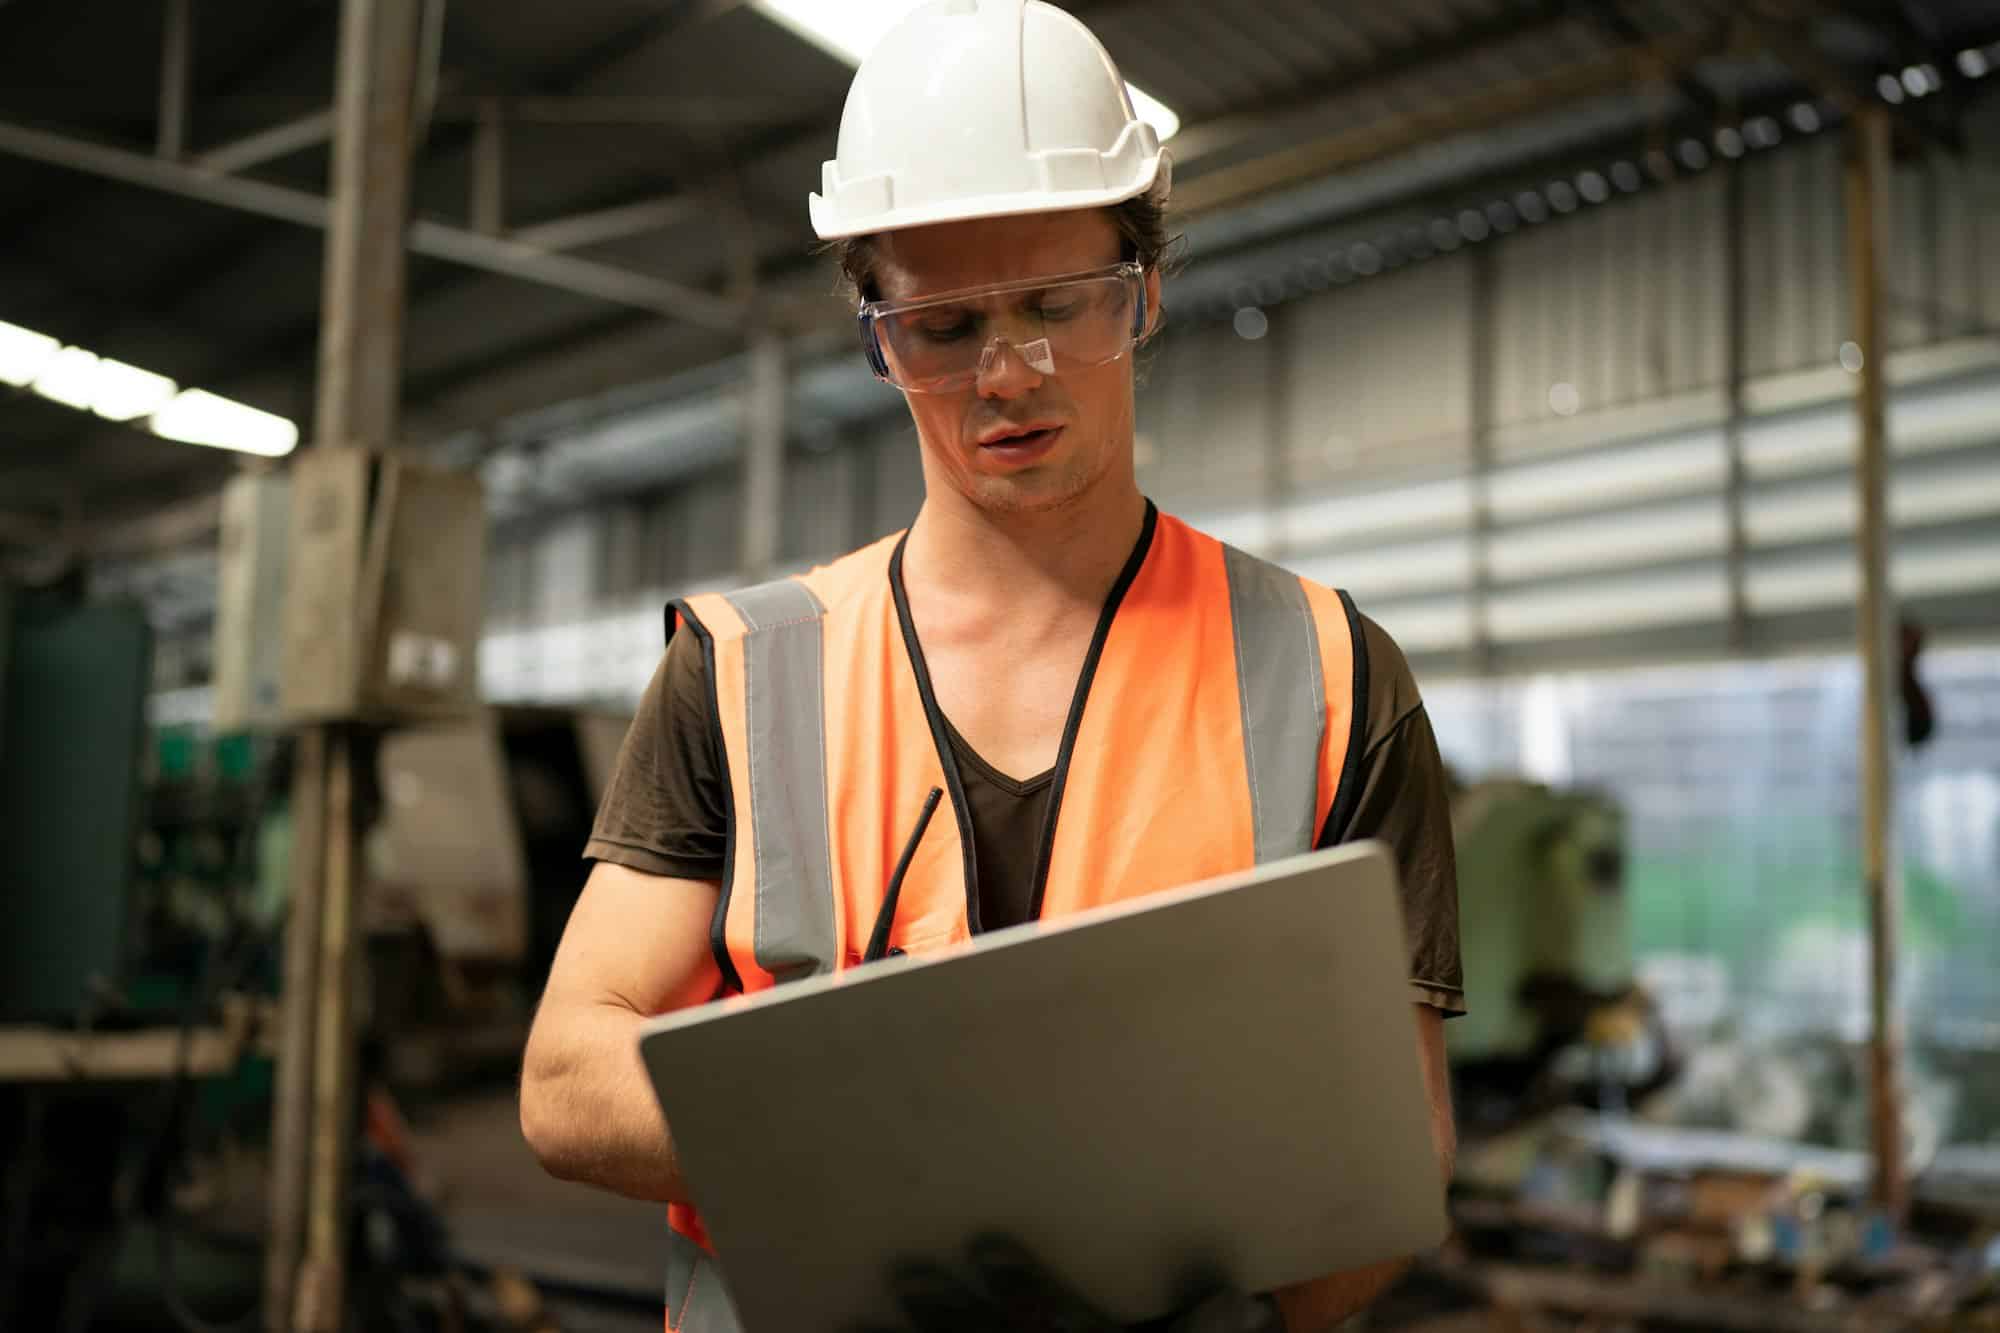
[1845,105,1905,1222]
[269,2,424,1328]
[264,727,325,1331]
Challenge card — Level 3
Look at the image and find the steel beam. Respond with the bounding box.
[158,0,192,161]
[193,108,336,173]
[1845,105,1906,1223]
[436,93,796,126]
[509,191,703,251]
[1174,27,1723,216]
[0,118,744,331]
[1166,2,1573,167]
[1724,7,1957,152]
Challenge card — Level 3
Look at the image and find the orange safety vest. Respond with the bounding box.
[656,505,1364,1331]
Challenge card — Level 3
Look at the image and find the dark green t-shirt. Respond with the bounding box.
[585,608,1464,1013]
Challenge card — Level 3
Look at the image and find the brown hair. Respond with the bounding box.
[826,183,1181,305]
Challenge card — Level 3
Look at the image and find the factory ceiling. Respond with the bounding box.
[1,0,1996,564]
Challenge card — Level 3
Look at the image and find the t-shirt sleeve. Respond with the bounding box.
[582,628,730,882]
[1323,613,1467,1016]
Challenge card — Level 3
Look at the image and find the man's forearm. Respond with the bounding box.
[520,1000,691,1203]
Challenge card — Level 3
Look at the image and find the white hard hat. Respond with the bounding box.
[809,0,1171,240]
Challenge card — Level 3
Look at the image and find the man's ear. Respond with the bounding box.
[1141,265,1164,342]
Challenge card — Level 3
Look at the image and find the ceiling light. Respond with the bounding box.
[1645,150,1674,181]
[0,319,60,387]
[1232,307,1268,341]
[1576,170,1609,204]
[1548,382,1581,417]
[1877,73,1905,102]
[31,346,98,409]
[1715,126,1744,158]
[1547,180,1578,213]
[1348,242,1382,276]
[1609,161,1642,193]
[1486,200,1519,232]
[91,359,178,421]
[1457,208,1490,242]
[1960,48,1991,79]
[1791,102,1822,133]
[1429,217,1461,251]
[1919,63,1941,92]
[1745,116,1780,148]
[151,389,299,457]
[1839,341,1864,374]
[751,0,1181,140]
[1678,138,1709,170]
[1902,66,1927,96]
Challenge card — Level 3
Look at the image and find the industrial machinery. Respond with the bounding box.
[1448,778,1672,1130]
[0,581,153,1023]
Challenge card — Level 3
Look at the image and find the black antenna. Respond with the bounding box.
[862,787,944,963]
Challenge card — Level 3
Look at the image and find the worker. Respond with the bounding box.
[519,2,1464,1329]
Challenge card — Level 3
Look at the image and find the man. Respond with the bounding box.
[520,2,1464,1329]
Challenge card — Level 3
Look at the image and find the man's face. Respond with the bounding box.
[871,208,1159,517]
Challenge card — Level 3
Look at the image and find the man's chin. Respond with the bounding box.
[965,468,1091,516]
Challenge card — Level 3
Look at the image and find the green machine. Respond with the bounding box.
[1449,779,1633,1065]
[0,585,153,1021]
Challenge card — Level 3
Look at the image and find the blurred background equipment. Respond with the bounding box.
[0,580,153,1022]
[3,0,2000,1327]
[1447,779,1676,1129]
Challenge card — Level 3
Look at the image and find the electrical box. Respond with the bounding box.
[211,470,291,732]
[280,449,485,724]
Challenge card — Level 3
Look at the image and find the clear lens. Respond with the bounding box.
[863,263,1140,393]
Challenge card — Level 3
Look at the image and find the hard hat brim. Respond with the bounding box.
[809,153,1170,242]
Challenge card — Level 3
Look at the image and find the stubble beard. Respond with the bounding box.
[965,446,1104,516]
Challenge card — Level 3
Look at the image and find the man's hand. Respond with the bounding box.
[861,1237,1283,1333]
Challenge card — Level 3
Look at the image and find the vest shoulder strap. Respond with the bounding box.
[665,532,902,648]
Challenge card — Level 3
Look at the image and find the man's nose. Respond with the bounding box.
[974,336,1046,399]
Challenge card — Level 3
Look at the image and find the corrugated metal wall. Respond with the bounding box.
[482,117,2000,690]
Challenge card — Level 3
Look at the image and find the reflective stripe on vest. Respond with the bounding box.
[719,578,837,983]
[664,1214,737,1333]
[1221,542,1325,865]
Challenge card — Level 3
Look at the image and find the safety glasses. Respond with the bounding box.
[857,262,1148,394]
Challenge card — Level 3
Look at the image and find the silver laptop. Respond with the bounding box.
[638,841,1447,1332]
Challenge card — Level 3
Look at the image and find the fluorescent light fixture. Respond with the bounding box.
[750,0,1181,141]
[32,345,100,410]
[3,316,297,455]
[0,320,61,387]
[152,389,299,457]
[91,358,179,421]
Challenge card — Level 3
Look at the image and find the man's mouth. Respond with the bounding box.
[977,422,1064,451]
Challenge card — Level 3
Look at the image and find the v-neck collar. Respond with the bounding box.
[887,501,1159,932]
